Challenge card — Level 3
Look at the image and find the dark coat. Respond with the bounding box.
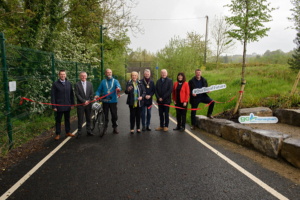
[74,81,94,105]
[125,79,146,107]
[188,76,209,104]
[51,79,75,112]
[139,78,155,106]
[155,77,173,104]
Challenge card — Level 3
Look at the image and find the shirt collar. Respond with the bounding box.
[60,79,65,83]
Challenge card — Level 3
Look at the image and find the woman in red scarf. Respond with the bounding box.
[172,72,190,131]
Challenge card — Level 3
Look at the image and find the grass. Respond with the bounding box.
[168,64,300,126]
[0,108,77,157]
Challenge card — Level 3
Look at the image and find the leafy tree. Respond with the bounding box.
[210,15,235,69]
[224,0,276,80]
[288,32,300,70]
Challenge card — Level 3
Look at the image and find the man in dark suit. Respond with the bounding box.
[155,69,173,132]
[74,71,94,138]
[189,69,215,130]
[51,70,75,141]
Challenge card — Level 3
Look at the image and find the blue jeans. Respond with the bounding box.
[158,104,170,128]
[141,105,152,127]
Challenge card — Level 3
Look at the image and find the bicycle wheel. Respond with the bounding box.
[91,111,97,131]
[98,111,105,137]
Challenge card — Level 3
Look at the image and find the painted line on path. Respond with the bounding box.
[153,104,288,200]
[1,94,126,199]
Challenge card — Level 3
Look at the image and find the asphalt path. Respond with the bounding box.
[1,94,300,200]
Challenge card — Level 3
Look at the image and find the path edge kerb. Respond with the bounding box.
[195,115,300,169]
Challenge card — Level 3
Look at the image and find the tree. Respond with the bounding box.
[288,0,300,31]
[288,32,300,70]
[224,0,276,113]
[210,15,235,69]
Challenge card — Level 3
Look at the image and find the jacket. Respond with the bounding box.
[51,79,75,112]
[125,79,146,107]
[139,78,155,106]
[172,82,190,103]
[74,81,94,105]
[188,76,209,104]
[155,77,173,104]
[95,78,121,103]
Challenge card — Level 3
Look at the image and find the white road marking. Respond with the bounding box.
[152,104,288,200]
[0,94,126,200]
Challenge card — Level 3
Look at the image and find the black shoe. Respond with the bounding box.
[77,133,82,139]
[146,126,151,131]
[207,114,214,119]
[180,128,185,132]
[137,129,141,133]
[101,128,107,137]
[130,130,134,134]
[87,132,94,136]
[113,127,119,134]
[173,127,180,131]
[142,127,146,131]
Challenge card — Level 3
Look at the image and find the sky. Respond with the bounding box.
[128,0,297,56]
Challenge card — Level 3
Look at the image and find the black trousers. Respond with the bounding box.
[77,104,92,134]
[56,111,70,135]
[129,106,142,130]
[191,96,215,125]
[175,102,188,129]
[103,103,118,128]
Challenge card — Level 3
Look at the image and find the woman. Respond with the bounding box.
[125,71,146,133]
[172,72,190,132]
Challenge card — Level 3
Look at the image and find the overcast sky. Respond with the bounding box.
[128,0,297,56]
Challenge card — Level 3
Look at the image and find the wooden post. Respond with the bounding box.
[291,70,300,96]
[233,80,246,115]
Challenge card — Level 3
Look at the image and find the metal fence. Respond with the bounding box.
[0,33,106,150]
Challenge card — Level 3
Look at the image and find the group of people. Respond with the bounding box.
[51,68,215,140]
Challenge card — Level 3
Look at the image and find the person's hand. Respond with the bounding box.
[116,86,120,91]
[207,91,211,93]
[146,95,150,99]
[138,97,142,100]
[94,95,99,99]
[183,102,187,107]
[53,108,57,112]
[71,106,74,109]
[192,93,197,97]
[174,101,176,105]
[83,101,89,106]
[128,86,133,91]
[159,98,163,102]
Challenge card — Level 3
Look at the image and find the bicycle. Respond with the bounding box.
[91,98,111,137]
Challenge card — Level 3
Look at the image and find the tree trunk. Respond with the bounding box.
[216,54,219,70]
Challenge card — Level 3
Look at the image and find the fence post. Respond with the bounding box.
[75,62,78,82]
[0,33,13,149]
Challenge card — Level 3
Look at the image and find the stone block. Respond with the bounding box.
[274,109,300,127]
[250,129,291,158]
[221,123,253,145]
[281,138,300,168]
[195,115,208,130]
[239,107,273,117]
[205,119,233,137]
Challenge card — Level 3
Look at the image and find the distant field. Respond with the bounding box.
[167,64,300,125]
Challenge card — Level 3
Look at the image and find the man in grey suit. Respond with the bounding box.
[75,71,94,138]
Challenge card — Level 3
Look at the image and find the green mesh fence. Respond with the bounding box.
[0,33,110,153]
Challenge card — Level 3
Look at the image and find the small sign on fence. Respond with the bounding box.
[192,84,226,94]
[9,81,16,92]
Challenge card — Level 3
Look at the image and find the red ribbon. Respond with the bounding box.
[148,91,244,110]
[20,89,120,106]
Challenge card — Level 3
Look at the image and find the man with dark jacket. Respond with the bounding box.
[189,69,215,130]
[155,69,173,131]
[51,70,75,140]
[140,69,155,131]
[74,71,94,138]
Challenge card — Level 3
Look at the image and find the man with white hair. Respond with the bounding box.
[75,71,94,138]
[140,69,155,131]
[95,69,121,135]
[155,69,173,131]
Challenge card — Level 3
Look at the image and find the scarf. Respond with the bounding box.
[144,77,150,83]
[133,81,138,108]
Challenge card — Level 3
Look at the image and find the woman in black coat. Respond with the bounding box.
[125,71,146,134]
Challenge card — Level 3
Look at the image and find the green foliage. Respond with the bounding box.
[288,32,300,70]
[288,0,300,31]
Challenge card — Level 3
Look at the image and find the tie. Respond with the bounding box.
[82,82,86,95]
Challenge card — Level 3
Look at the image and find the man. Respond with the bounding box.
[140,69,155,131]
[155,69,173,131]
[95,69,121,134]
[51,70,75,140]
[189,69,215,130]
[74,71,94,138]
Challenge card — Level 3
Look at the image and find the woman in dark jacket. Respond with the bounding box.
[125,71,146,133]
[172,72,190,131]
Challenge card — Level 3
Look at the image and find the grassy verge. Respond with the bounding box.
[0,108,77,157]
[167,64,300,126]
